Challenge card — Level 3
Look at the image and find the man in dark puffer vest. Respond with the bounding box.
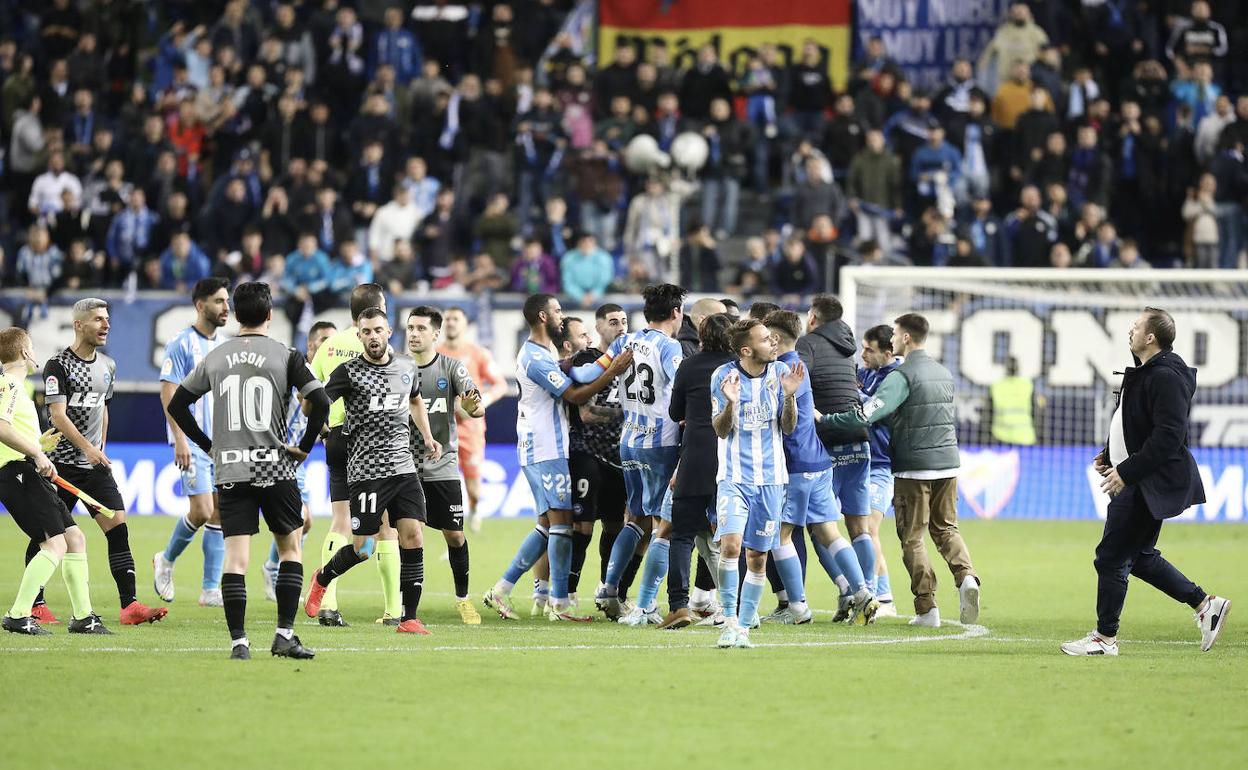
[822,312,980,629]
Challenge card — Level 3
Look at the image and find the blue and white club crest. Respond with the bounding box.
[437,377,449,390]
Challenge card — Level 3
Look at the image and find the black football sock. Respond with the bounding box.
[399,547,425,621]
[618,553,644,601]
[275,561,303,631]
[221,572,247,641]
[568,531,593,594]
[318,544,367,586]
[447,542,470,598]
[598,528,619,584]
[766,551,786,606]
[693,553,717,592]
[25,539,46,607]
[104,523,137,608]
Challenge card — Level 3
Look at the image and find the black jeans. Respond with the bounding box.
[1094,486,1205,637]
[667,495,713,611]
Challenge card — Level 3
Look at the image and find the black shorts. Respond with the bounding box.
[349,473,425,536]
[325,425,348,502]
[570,453,627,524]
[421,479,464,532]
[217,480,304,538]
[54,463,124,516]
[0,461,77,541]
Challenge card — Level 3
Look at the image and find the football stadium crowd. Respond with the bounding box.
[1,0,1247,327]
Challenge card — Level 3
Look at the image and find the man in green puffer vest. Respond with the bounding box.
[820,313,980,628]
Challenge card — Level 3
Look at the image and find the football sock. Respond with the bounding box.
[10,549,58,618]
[547,524,573,602]
[718,560,740,620]
[826,537,868,592]
[602,522,643,592]
[318,544,367,586]
[813,537,848,588]
[447,542,470,599]
[619,553,644,600]
[376,539,401,619]
[24,540,47,607]
[773,542,806,605]
[399,547,424,621]
[534,579,550,602]
[163,514,199,562]
[598,527,619,583]
[739,569,767,628]
[501,525,549,588]
[693,552,717,591]
[877,572,893,600]
[201,524,224,590]
[852,534,876,592]
[568,531,592,594]
[792,526,809,578]
[319,531,349,610]
[61,552,93,619]
[104,524,137,608]
[274,561,302,630]
[636,537,670,612]
[221,572,247,640]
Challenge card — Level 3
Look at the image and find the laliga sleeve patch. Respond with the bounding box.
[862,397,885,417]
[44,376,59,396]
[547,370,565,388]
[160,359,173,376]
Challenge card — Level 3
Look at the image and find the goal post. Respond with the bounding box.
[838,266,1248,523]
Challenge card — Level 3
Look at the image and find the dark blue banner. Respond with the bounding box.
[854,0,1010,90]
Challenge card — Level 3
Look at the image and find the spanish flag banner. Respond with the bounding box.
[598,0,851,89]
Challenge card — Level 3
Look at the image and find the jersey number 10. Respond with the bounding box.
[218,374,275,432]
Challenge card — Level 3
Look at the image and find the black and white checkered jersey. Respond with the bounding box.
[180,334,324,485]
[410,353,476,482]
[326,354,421,484]
[43,348,115,467]
[568,347,622,468]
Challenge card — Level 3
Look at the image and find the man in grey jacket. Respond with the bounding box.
[797,294,878,620]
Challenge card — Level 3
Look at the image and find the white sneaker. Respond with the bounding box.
[696,610,726,627]
[875,601,899,619]
[1196,595,1231,652]
[849,588,880,626]
[568,593,579,611]
[1061,631,1119,656]
[959,575,981,624]
[152,552,175,602]
[198,588,223,607]
[468,512,482,533]
[762,604,813,625]
[262,561,277,602]
[908,607,941,628]
[716,623,740,648]
[530,595,549,617]
[618,605,662,626]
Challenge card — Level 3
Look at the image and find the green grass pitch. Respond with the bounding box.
[0,516,1244,770]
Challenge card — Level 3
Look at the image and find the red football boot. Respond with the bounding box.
[396,618,431,635]
[120,601,168,625]
[30,604,61,625]
[304,569,327,617]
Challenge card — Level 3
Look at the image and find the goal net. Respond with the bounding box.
[838,267,1248,523]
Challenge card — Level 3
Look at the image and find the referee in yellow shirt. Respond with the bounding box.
[0,328,110,636]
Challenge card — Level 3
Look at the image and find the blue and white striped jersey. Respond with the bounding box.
[602,328,682,449]
[515,340,571,466]
[286,386,308,446]
[711,360,791,486]
[161,326,226,443]
[778,350,831,474]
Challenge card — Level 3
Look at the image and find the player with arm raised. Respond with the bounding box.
[858,324,901,618]
[167,282,331,660]
[406,306,484,625]
[437,307,507,531]
[33,298,166,626]
[1,327,111,636]
[481,293,632,621]
[303,307,440,635]
[710,319,802,648]
[153,278,230,608]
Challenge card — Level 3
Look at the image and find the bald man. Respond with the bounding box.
[675,298,729,357]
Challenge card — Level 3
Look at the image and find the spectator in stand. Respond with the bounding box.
[1004,185,1059,267]
[1113,100,1147,238]
[457,252,507,293]
[742,49,782,191]
[1024,131,1069,192]
[728,236,771,297]
[1109,239,1151,269]
[63,88,99,172]
[47,189,87,252]
[159,230,212,292]
[347,139,393,239]
[28,150,82,218]
[647,90,689,153]
[328,238,374,293]
[509,237,561,294]
[992,60,1046,133]
[1182,172,1220,268]
[1049,241,1073,268]
[1195,94,1235,165]
[948,234,990,267]
[908,207,958,266]
[1080,221,1121,267]
[595,45,639,117]
[561,232,614,309]
[418,187,471,286]
[259,186,298,259]
[1170,60,1220,127]
[910,125,964,212]
[699,97,752,239]
[372,5,422,85]
[977,3,1049,88]
[847,128,904,257]
[1065,202,1106,255]
[537,196,575,259]
[1165,1,1229,75]
[771,236,821,300]
[1068,125,1113,209]
[962,195,1009,266]
[1029,45,1064,112]
[1065,66,1101,123]
[400,156,441,221]
[378,238,421,293]
[205,177,256,259]
[60,239,106,290]
[1012,86,1060,175]
[823,93,868,182]
[934,58,989,124]
[573,139,625,252]
[368,183,422,264]
[272,2,317,86]
[281,232,334,328]
[850,35,904,98]
[514,86,566,229]
[1209,138,1247,269]
[787,40,834,140]
[623,175,682,282]
[595,94,638,149]
[474,192,520,270]
[679,44,733,122]
[106,188,158,275]
[883,90,938,172]
[16,224,63,323]
[679,220,721,293]
[794,156,847,232]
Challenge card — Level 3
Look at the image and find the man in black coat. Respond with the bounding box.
[1063,308,1230,656]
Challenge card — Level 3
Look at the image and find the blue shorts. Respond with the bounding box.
[620,445,679,519]
[180,444,215,497]
[868,467,894,516]
[521,459,573,515]
[782,468,840,526]
[296,464,310,507]
[830,442,870,517]
[715,481,785,553]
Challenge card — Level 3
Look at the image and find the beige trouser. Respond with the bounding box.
[893,477,977,615]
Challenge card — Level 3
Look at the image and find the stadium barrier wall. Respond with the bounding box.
[2,442,1244,523]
